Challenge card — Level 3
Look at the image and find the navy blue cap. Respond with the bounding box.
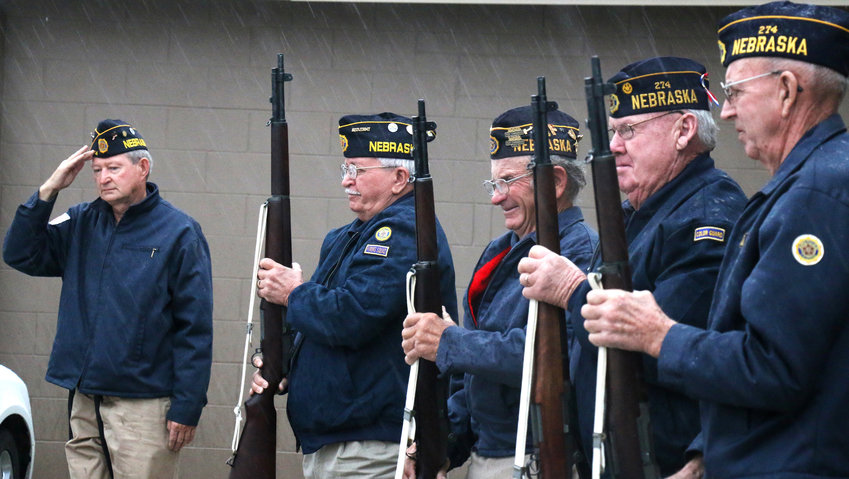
[489,106,580,160]
[338,112,430,159]
[90,119,148,158]
[717,1,849,76]
[607,57,716,118]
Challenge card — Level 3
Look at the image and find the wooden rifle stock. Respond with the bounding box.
[228,53,295,479]
[410,99,449,479]
[528,76,576,479]
[583,56,659,479]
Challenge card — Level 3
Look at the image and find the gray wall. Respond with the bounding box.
[0,1,846,477]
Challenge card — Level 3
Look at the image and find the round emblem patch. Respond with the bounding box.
[375,226,392,242]
[609,94,620,115]
[388,122,398,133]
[97,138,109,154]
[791,234,824,266]
[490,136,499,155]
[339,134,348,152]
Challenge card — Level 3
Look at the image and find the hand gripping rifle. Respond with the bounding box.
[583,56,660,479]
[513,77,583,479]
[228,53,296,479]
[395,100,448,479]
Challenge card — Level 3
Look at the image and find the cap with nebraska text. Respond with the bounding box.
[717,1,849,76]
[489,105,580,160]
[338,112,433,160]
[607,56,716,118]
[89,119,148,158]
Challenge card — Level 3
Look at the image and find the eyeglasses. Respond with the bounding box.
[719,70,782,104]
[608,110,683,141]
[483,171,533,197]
[340,163,394,180]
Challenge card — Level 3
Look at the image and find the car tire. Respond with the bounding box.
[0,428,21,479]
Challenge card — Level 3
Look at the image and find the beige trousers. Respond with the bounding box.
[302,440,397,478]
[66,391,179,479]
[466,452,530,479]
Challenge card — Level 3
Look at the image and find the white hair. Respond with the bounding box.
[126,149,153,176]
[378,157,414,177]
[550,155,587,203]
[689,109,718,152]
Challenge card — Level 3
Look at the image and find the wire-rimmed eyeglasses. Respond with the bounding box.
[608,110,684,141]
[340,163,394,180]
[719,70,782,104]
[483,171,533,197]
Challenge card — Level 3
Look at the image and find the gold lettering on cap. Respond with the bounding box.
[731,35,807,57]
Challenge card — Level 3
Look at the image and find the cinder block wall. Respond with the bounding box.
[1,1,846,478]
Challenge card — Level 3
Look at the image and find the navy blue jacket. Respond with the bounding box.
[2,184,213,426]
[568,155,746,475]
[661,115,849,478]
[438,207,597,468]
[285,192,458,454]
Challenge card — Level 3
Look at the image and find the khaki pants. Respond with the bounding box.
[303,440,397,478]
[66,391,179,479]
[466,452,529,479]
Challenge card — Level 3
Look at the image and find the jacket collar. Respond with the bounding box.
[760,114,847,196]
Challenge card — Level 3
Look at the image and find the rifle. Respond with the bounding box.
[583,56,660,479]
[228,53,296,479]
[514,76,576,479]
[396,100,447,479]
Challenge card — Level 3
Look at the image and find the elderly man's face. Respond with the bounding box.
[609,111,684,209]
[91,152,148,212]
[341,156,403,222]
[720,58,783,172]
[490,155,536,238]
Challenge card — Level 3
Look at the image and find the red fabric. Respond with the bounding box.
[466,246,511,327]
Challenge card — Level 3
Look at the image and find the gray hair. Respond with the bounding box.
[766,57,848,106]
[126,149,153,175]
[378,157,414,177]
[689,109,718,152]
[550,155,587,203]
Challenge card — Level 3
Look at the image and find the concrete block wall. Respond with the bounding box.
[0,1,846,478]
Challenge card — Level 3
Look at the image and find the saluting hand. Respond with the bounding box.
[518,245,587,308]
[39,145,95,201]
[581,289,676,358]
[401,308,455,364]
[256,259,303,306]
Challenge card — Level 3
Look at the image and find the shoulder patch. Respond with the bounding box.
[694,226,725,243]
[374,226,392,242]
[364,244,389,257]
[792,234,823,266]
[49,212,71,225]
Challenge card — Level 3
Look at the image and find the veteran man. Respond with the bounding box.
[402,105,598,477]
[251,112,458,478]
[569,3,849,477]
[518,57,747,476]
[3,120,213,478]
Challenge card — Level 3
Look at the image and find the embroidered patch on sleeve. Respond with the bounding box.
[792,234,824,266]
[374,226,392,241]
[364,244,389,257]
[694,226,725,242]
[49,212,71,225]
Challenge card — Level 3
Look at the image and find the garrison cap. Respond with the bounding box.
[717,1,849,76]
[489,105,580,160]
[607,56,717,118]
[89,119,148,158]
[338,112,429,160]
